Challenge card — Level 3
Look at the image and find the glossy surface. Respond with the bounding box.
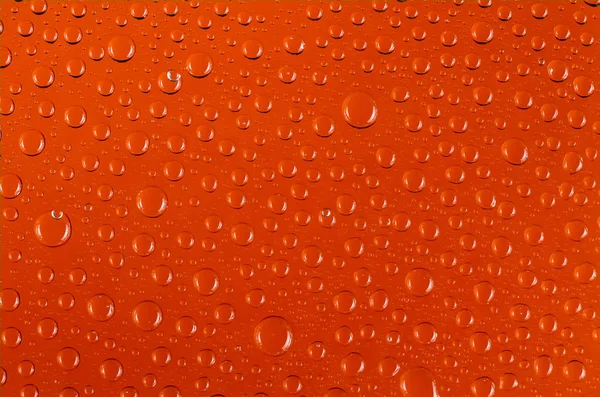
[1,0,600,396]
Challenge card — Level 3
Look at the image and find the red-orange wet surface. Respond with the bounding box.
[1,1,600,396]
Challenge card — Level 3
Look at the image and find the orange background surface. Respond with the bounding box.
[1,0,600,396]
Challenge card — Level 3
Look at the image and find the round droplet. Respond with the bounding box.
[108,36,136,62]
[471,377,496,397]
[136,187,168,217]
[568,110,586,129]
[158,70,182,94]
[159,386,182,397]
[562,152,583,174]
[333,291,357,314]
[413,322,437,344]
[56,347,80,370]
[132,233,155,256]
[476,189,497,209]
[283,35,305,54]
[36,318,59,339]
[0,174,23,199]
[34,211,72,247]
[471,22,494,43]
[375,36,395,54]
[470,332,492,354]
[405,268,434,297]
[501,138,528,165]
[193,269,220,296]
[340,352,365,376]
[87,294,115,321]
[509,303,531,322]
[400,367,439,397]
[474,281,496,304]
[282,375,302,394]
[574,262,597,283]
[66,59,86,77]
[491,236,513,258]
[230,223,254,246]
[19,130,45,156]
[563,360,586,381]
[214,303,235,324]
[402,169,426,193]
[242,40,263,59]
[126,131,150,155]
[1,289,21,312]
[254,316,293,356]
[378,357,400,378]
[100,359,124,382]
[573,76,595,97]
[547,60,569,82]
[64,106,87,128]
[175,316,197,337]
[132,301,163,331]
[186,53,213,77]
[342,92,377,128]
[1,327,22,347]
[0,46,12,68]
[564,220,588,242]
[32,66,55,87]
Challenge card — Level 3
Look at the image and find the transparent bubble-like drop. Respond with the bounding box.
[64,106,87,128]
[547,60,569,82]
[340,352,365,376]
[131,300,163,331]
[87,294,116,322]
[283,35,306,54]
[1,289,21,312]
[19,130,46,156]
[342,92,378,128]
[563,360,586,381]
[32,66,55,87]
[56,347,80,370]
[254,316,293,356]
[471,377,496,397]
[131,233,156,256]
[501,138,528,165]
[136,186,168,217]
[0,173,23,199]
[405,268,434,296]
[34,211,72,247]
[158,70,182,94]
[471,22,494,43]
[36,317,59,339]
[230,223,255,246]
[107,35,136,62]
[185,53,213,77]
[100,359,124,382]
[193,269,220,296]
[242,40,263,59]
[0,46,12,68]
[399,367,440,397]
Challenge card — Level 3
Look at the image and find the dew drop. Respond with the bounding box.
[254,316,293,356]
[34,211,72,247]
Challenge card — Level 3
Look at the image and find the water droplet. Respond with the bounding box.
[87,294,116,322]
[193,269,220,296]
[342,92,378,128]
[136,187,168,217]
[254,316,293,356]
[400,367,440,397]
[107,35,136,62]
[132,301,163,331]
[34,211,72,247]
[186,53,213,77]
